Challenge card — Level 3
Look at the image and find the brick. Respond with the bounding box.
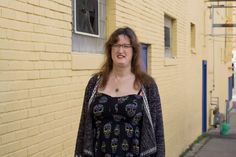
[39,70,51,79]
[6,29,32,42]
[28,71,40,80]
[54,61,64,69]
[50,152,62,157]
[33,43,45,51]
[3,149,27,157]
[0,28,7,39]
[0,110,28,124]
[27,0,40,6]
[27,126,40,137]
[63,13,71,22]
[27,108,40,117]
[33,24,46,33]
[42,143,63,157]
[0,141,22,156]
[10,80,34,91]
[15,10,27,22]
[0,103,6,113]
[40,87,52,96]
[39,104,57,115]
[33,5,46,16]
[0,39,34,51]
[31,96,52,107]
[29,88,41,98]
[1,7,16,20]
[45,43,70,53]
[52,114,76,129]
[39,52,68,61]
[34,61,46,70]
[45,26,64,36]
[0,51,39,61]
[21,116,44,129]
[54,108,73,120]
[28,14,40,24]
[0,0,10,8]
[0,90,28,103]
[0,81,10,92]
[63,61,71,69]
[0,18,34,32]
[4,99,31,112]
[1,129,27,144]
[0,121,21,135]
[27,143,40,156]
[63,138,74,150]
[0,60,35,70]
[43,61,54,69]
[0,71,28,81]
[42,113,54,123]
[39,120,53,133]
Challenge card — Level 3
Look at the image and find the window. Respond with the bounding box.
[191,23,196,53]
[164,15,177,58]
[72,0,106,53]
[141,44,149,72]
[74,0,99,36]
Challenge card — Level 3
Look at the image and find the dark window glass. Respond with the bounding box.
[164,26,170,48]
[76,0,98,35]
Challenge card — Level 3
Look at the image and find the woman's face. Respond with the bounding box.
[111,34,133,68]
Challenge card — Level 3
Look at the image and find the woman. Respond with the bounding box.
[75,27,165,157]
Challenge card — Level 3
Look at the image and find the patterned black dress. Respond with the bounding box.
[91,92,144,157]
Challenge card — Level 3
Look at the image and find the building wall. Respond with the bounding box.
[0,1,78,156]
[204,1,233,122]
[0,0,232,157]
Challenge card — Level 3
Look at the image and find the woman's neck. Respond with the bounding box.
[111,67,133,79]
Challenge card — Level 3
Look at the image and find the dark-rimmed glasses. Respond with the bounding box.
[112,44,132,50]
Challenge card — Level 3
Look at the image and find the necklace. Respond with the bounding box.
[115,88,119,92]
[113,73,133,93]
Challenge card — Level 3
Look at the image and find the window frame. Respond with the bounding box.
[190,22,196,53]
[73,0,100,37]
[164,14,177,58]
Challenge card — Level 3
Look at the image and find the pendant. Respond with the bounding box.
[115,88,119,92]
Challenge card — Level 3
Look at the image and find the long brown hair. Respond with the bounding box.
[97,27,150,89]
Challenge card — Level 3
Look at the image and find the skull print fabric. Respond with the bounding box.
[91,92,143,157]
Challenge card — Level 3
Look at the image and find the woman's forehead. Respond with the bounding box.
[116,34,130,42]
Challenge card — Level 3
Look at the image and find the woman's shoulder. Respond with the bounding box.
[85,73,101,89]
[141,73,156,87]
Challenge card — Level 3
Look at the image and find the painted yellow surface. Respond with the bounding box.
[0,0,233,157]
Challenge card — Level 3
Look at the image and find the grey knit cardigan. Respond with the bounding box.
[74,75,165,157]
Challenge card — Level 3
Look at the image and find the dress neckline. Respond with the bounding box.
[97,91,142,99]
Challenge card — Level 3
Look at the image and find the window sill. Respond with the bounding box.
[164,57,177,66]
[71,52,104,70]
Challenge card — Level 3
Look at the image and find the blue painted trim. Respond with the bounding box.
[141,44,148,72]
[202,60,207,133]
[228,76,233,101]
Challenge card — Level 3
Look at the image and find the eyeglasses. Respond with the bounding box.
[112,44,132,50]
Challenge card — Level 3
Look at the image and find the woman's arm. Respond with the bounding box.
[74,75,98,156]
[147,78,165,157]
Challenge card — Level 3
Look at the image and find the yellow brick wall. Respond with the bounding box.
[0,0,232,157]
[0,0,79,156]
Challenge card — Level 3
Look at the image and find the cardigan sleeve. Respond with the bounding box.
[147,78,165,157]
[74,75,98,157]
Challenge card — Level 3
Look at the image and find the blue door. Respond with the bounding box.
[202,60,207,133]
[228,76,233,101]
[141,44,148,72]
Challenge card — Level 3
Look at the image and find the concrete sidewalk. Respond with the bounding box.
[194,112,236,157]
